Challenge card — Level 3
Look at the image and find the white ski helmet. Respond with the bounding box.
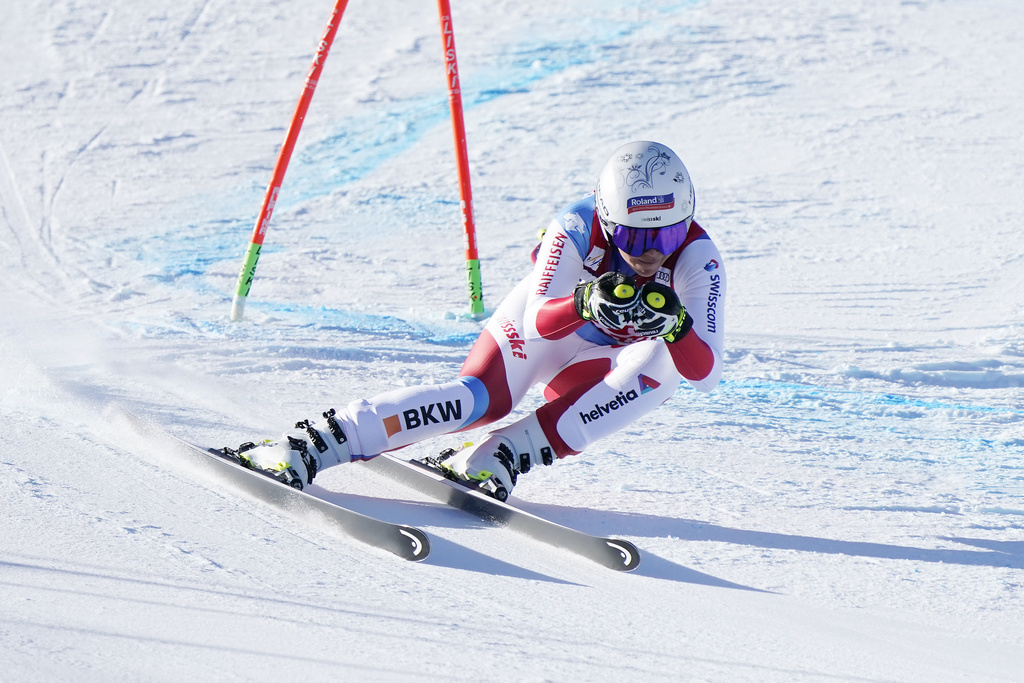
[595,141,695,231]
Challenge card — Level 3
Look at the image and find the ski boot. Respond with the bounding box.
[429,416,556,501]
[226,409,351,490]
[429,437,520,501]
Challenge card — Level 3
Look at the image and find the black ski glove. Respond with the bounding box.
[574,272,640,332]
[632,282,693,342]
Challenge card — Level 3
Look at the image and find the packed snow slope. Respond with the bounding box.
[2,0,1023,680]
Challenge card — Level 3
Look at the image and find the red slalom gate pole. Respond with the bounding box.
[230,0,351,322]
[437,0,485,318]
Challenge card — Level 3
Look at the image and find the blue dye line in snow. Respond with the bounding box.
[279,0,706,210]
[245,300,480,346]
[723,378,1023,417]
[281,31,636,210]
[263,0,708,213]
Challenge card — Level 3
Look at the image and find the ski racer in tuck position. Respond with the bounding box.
[239,140,726,500]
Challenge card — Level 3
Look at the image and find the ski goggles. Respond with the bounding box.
[606,217,692,257]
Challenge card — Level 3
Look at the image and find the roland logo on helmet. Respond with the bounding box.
[627,194,675,214]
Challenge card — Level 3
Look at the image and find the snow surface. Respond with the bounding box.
[2,0,1023,680]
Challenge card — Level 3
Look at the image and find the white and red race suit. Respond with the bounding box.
[337,192,726,462]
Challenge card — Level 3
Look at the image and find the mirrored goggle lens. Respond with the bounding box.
[610,218,692,257]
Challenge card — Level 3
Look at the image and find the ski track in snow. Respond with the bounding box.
[2,0,1024,680]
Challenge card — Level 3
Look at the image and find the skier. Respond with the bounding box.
[239,140,726,500]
